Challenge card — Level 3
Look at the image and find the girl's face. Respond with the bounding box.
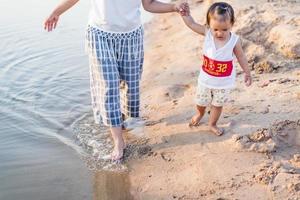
[209,14,232,41]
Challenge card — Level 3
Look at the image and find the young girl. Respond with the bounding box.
[181,2,252,136]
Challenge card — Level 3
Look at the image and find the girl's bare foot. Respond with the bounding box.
[209,125,224,136]
[189,113,204,127]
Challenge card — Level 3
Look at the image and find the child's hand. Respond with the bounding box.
[244,73,252,87]
[44,12,60,32]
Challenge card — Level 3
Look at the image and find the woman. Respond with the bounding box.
[44,0,188,161]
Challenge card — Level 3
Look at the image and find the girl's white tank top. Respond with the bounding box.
[199,29,239,89]
[88,0,142,33]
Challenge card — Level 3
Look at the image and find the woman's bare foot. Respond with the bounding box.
[110,126,126,162]
[209,125,224,136]
[111,141,126,162]
[189,113,204,127]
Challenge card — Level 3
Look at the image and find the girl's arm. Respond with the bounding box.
[233,38,252,86]
[142,0,182,13]
[44,0,79,32]
[182,15,206,36]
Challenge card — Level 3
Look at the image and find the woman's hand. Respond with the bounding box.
[44,12,60,32]
[175,2,190,16]
[43,0,79,32]
[142,0,188,14]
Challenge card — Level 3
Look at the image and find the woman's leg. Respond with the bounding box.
[87,27,125,160]
[99,59,125,160]
[119,27,144,121]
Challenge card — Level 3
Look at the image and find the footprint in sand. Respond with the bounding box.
[145,118,164,127]
[164,84,191,100]
[160,151,175,162]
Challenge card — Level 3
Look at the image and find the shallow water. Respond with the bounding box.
[0,0,158,199]
[93,171,133,200]
[0,0,95,199]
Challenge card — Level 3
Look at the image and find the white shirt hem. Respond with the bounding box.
[87,22,143,33]
[198,81,236,89]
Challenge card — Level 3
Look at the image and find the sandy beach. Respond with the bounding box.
[121,0,300,199]
[2,0,299,199]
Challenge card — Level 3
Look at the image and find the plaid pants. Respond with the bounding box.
[85,26,144,127]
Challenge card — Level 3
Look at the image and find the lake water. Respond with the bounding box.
[0,0,155,199]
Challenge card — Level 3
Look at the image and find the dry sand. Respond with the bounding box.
[122,0,300,199]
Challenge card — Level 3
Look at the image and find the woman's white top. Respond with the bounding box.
[199,29,239,89]
[88,0,142,33]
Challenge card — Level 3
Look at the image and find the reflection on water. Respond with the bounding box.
[93,171,133,200]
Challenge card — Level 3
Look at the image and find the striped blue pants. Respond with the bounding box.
[85,26,144,127]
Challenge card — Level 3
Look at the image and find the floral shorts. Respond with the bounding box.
[195,84,231,107]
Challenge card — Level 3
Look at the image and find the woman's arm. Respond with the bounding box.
[142,0,180,13]
[44,0,79,32]
[182,15,206,36]
[233,38,252,86]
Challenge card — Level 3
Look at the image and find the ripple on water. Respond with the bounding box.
[72,113,153,171]
[72,113,128,171]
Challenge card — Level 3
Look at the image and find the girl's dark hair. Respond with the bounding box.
[206,2,235,26]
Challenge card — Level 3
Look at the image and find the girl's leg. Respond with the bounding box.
[191,84,211,126]
[190,105,206,126]
[209,88,230,136]
[208,105,224,136]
